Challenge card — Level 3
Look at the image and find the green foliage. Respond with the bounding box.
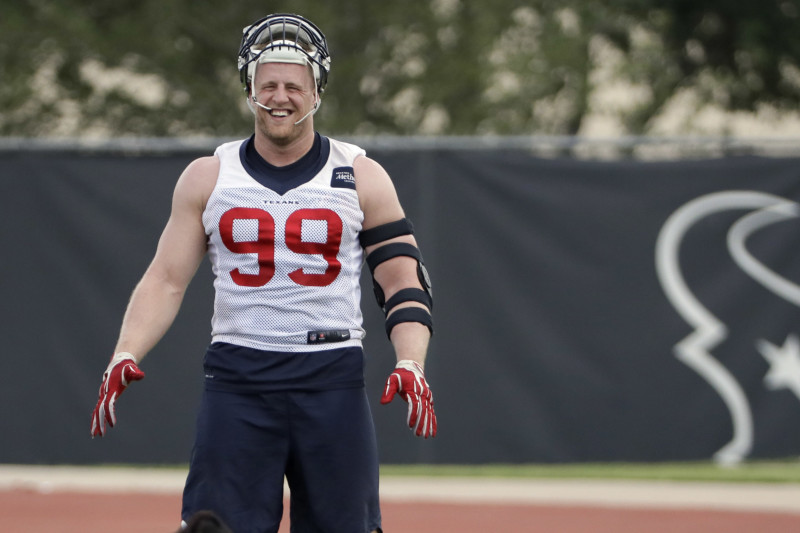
[3,0,800,137]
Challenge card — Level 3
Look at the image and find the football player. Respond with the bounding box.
[90,13,436,533]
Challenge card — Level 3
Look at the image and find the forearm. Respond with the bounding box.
[389,321,430,368]
[113,271,187,362]
[383,320,437,438]
[373,255,433,367]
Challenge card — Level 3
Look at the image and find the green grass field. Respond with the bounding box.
[380,459,800,484]
[118,459,800,485]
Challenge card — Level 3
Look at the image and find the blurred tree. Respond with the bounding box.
[598,0,800,132]
[2,0,799,137]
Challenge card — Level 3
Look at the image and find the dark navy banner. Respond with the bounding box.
[1,146,799,465]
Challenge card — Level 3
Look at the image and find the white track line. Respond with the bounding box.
[1,465,800,514]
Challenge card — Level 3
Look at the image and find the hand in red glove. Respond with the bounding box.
[90,352,145,437]
[381,360,437,438]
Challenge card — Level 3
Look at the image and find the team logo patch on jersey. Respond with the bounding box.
[331,167,356,190]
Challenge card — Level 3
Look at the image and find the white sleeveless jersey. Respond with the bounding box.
[203,137,367,352]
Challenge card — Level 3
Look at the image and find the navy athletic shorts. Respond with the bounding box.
[181,346,382,533]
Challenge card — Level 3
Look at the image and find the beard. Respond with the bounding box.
[254,107,313,148]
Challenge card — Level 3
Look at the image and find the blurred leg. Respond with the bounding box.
[286,387,381,533]
[182,389,290,533]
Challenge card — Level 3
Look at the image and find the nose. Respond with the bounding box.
[270,84,291,105]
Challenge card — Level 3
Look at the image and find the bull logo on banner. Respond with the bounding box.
[656,191,800,464]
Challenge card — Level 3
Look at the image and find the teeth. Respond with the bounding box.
[270,110,290,117]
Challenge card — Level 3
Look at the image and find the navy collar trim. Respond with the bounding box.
[239,133,331,195]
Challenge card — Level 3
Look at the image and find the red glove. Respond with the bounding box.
[90,352,145,437]
[381,360,437,438]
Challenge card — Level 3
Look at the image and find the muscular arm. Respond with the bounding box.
[354,155,431,369]
[113,156,218,362]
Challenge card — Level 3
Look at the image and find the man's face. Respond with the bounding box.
[252,62,317,145]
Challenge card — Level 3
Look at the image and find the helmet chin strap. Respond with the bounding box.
[250,86,320,126]
[293,96,320,125]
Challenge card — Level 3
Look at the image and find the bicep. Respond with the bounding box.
[354,156,407,230]
[354,156,424,293]
[146,157,216,289]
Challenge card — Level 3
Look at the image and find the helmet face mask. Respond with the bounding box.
[238,14,331,100]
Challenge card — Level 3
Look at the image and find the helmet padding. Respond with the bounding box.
[238,14,331,97]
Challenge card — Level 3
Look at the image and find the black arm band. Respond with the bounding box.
[359,218,414,248]
[385,307,433,337]
[367,242,422,273]
[384,288,432,314]
[365,242,432,310]
[366,242,422,274]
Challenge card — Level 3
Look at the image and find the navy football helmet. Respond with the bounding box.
[238,14,331,99]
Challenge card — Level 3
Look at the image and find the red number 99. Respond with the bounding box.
[219,207,343,287]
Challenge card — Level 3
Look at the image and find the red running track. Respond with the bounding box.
[2,489,800,533]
